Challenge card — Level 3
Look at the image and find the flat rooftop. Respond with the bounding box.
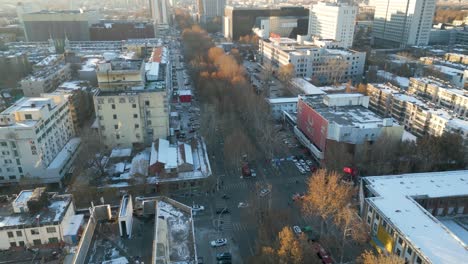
[411,76,457,89]
[0,195,72,229]
[364,170,468,264]
[302,95,390,128]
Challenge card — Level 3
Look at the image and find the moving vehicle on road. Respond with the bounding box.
[238,202,249,208]
[192,204,204,212]
[216,252,232,260]
[210,238,227,247]
[259,188,270,197]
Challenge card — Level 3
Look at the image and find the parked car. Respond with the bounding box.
[313,243,333,264]
[192,204,205,212]
[210,238,227,247]
[293,226,302,235]
[238,202,249,208]
[216,252,232,260]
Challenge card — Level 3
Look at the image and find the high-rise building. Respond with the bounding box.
[150,0,171,28]
[372,0,436,47]
[198,0,226,23]
[308,2,357,49]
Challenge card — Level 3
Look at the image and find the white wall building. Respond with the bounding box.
[308,2,357,49]
[0,191,75,250]
[0,94,79,185]
[259,37,366,85]
[372,0,436,47]
[267,97,299,120]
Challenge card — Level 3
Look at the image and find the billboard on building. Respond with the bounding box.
[297,99,328,151]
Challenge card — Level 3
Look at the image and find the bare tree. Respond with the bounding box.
[75,127,107,177]
[334,206,369,263]
[278,63,295,84]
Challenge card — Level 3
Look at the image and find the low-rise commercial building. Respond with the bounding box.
[0,188,76,250]
[267,97,299,120]
[259,37,365,85]
[0,94,79,184]
[360,170,468,264]
[294,93,403,161]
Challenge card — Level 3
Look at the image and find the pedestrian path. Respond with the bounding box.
[232,222,250,232]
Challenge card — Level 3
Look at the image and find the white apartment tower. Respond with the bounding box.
[308,2,357,49]
[0,94,80,185]
[198,0,226,23]
[372,0,436,47]
[150,0,171,27]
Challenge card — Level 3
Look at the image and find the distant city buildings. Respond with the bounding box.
[360,170,468,264]
[372,0,436,47]
[223,5,309,40]
[0,94,79,184]
[308,2,357,49]
[89,21,155,41]
[21,10,101,41]
[198,0,226,23]
[259,37,366,85]
[252,16,309,40]
[150,0,172,30]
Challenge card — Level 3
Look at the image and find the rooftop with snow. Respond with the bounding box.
[0,191,73,229]
[363,170,468,264]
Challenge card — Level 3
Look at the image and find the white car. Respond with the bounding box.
[210,238,227,247]
[238,202,249,208]
[192,205,205,212]
[293,226,302,235]
[304,166,311,172]
[259,189,270,197]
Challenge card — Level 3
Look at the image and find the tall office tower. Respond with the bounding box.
[372,0,436,48]
[198,0,226,23]
[150,0,171,27]
[308,2,357,49]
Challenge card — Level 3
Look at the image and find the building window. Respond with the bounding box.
[396,248,401,256]
[416,256,422,264]
[135,124,139,129]
[33,239,41,246]
[7,231,13,238]
[24,114,32,120]
[31,229,39,235]
[145,101,150,106]
[114,125,118,129]
[407,247,412,255]
[116,135,120,139]
[133,114,138,118]
[112,104,116,109]
[16,231,22,237]
[46,227,56,233]
[9,176,16,180]
[18,241,25,247]
[132,104,137,108]
[9,242,16,247]
[48,237,59,243]
[113,114,117,119]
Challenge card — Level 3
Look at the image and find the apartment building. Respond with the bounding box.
[372,0,436,47]
[0,189,76,249]
[0,94,79,185]
[150,0,172,28]
[445,53,468,65]
[367,83,468,144]
[20,55,71,97]
[94,51,170,148]
[408,77,468,118]
[419,56,468,89]
[360,171,468,264]
[308,2,357,49]
[259,37,365,85]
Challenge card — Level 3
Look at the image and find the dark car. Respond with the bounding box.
[216,252,232,260]
[197,257,204,264]
[216,208,230,214]
[221,194,230,200]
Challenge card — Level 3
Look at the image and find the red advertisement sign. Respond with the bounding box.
[297,100,328,151]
